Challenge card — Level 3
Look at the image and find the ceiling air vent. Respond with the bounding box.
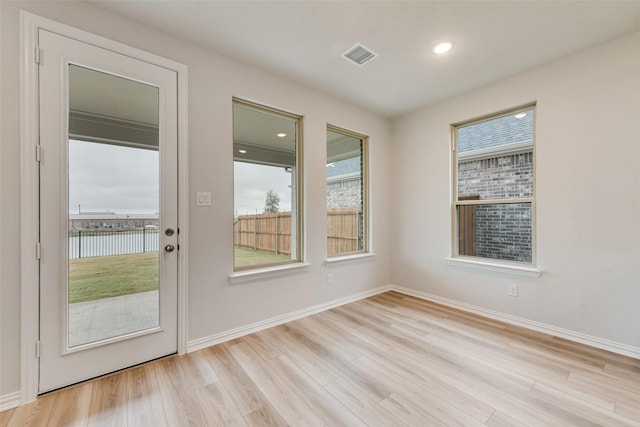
[342,43,377,67]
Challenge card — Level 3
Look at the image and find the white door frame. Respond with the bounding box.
[20,11,189,404]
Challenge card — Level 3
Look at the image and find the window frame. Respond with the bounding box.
[451,103,537,268]
[232,98,304,271]
[326,124,370,258]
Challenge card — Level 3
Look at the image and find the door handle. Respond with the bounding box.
[164,244,175,253]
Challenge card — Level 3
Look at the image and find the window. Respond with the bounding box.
[453,105,535,265]
[233,99,303,270]
[327,125,368,257]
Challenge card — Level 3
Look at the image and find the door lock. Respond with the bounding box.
[165,228,175,236]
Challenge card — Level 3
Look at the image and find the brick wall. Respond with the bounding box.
[327,176,362,208]
[458,152,533,262]
[458,152,533,199]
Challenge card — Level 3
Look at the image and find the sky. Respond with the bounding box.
[68,140,292,216]
[233,162,292,215]
[68,140,159,215]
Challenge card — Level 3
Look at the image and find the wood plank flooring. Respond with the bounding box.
[3,291,640,426]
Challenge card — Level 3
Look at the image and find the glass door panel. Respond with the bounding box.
[67,65,160,348]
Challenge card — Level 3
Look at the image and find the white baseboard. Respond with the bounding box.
[390,285,640,360]
[0,391,22,412]
[187,283,640,360]
[187,285,393,352]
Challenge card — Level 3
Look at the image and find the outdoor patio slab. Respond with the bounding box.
[68,290,159,348]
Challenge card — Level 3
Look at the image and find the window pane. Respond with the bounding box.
[233,102,301,269]
[457,203,532,263]
[457,109,534,200]
[327,128,366,256]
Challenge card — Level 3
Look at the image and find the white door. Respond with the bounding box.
[38,29,179,392]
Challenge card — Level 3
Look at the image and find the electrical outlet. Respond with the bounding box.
[508,283,518,297]
[327,274,334,285]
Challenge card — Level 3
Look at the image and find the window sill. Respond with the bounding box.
[229,262,311,283]
[325,252,376,265]
[446,257,541,278]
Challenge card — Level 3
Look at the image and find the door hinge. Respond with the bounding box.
[36,242,41,260]
[35,145,42,162]
[35,47,41,65]
[35,340,41,358]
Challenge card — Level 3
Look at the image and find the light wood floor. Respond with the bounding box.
[3,291,640,426]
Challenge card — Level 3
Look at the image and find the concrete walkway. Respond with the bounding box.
[68,290,159,347]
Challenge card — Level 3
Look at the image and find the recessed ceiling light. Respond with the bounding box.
[434,42,452,54]
[277,133,286,138]
[514,112,527,119]
[238,149,247,154]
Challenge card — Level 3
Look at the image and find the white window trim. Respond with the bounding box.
[446,257,541,278]
[325,252,376,265]
[451,104,537,270]
[229,262,311,283]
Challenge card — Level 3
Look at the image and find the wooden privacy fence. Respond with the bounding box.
[327,208,362,255]
[234,212,292,255]
[234,208,362,256]
[458,195,479,256]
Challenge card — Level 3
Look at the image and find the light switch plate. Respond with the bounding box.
[196,192,211,206]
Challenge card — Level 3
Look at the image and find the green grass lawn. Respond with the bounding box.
[69,253,159,304]
[234,247,290,268]
[68,248,290,304]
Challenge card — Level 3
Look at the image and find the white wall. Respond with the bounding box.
[0,1,392,397]
[391,30,640,350]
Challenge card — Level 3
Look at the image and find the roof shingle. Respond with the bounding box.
[458,109,533,153]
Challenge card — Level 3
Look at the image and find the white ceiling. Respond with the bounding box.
[89,1,640,118]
